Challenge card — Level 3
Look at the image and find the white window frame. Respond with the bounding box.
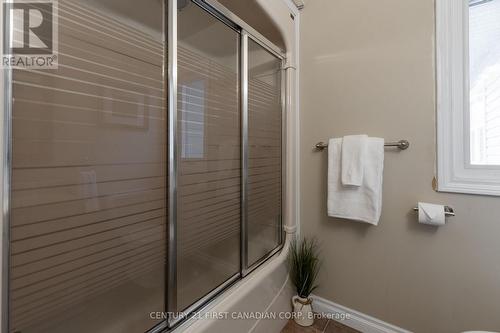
[437,0,500,196]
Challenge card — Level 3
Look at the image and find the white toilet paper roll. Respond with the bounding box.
[418,202,446,226]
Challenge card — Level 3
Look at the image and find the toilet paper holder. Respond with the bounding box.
[412,206,455,217]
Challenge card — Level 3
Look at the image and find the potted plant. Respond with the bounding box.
[288,238,320,327]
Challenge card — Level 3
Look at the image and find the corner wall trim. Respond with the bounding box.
[311,295,413,333]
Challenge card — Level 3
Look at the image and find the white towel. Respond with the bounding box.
[327,137,384,225]
[341,135,368,186]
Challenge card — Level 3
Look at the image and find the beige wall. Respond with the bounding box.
[300,1,500,332]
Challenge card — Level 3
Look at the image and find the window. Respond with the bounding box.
[437,0,500,195]
[469,0,500,165]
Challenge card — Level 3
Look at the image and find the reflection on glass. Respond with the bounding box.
[177,0,240,311]
[9,0,166,332]
[181,80,205,159]
[469,0,500,165]
[247,39,282,266]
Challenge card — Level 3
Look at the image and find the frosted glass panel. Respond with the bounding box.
[9,1,166,332]
[176,0,240,311]
[247,39,282,267]
[469,0,500,165]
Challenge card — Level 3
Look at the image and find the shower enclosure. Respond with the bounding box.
[2,0,285,332]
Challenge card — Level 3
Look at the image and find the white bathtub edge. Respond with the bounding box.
[172,233,294,333]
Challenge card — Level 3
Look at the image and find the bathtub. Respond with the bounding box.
[172,233,295,333]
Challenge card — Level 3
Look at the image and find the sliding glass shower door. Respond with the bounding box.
[5,0,284,331]
[176,1,240,312]
[8,1,166,332]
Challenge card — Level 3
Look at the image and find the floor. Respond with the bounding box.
[281,317,361,333]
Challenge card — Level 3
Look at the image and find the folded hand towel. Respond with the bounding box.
[328,137,384,225]
[341,135,368,186]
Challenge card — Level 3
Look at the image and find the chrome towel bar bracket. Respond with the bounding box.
[314,139,410,151]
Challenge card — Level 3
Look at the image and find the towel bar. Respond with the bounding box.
[314,139,410,151]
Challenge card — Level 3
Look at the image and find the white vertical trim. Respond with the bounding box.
[261,0,300,237]
[436,0,500,196]
[293,5,300,239]
[282,0,301,239]
[436,0,466,193]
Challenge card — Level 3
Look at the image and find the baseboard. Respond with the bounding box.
[311,295,412,333]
